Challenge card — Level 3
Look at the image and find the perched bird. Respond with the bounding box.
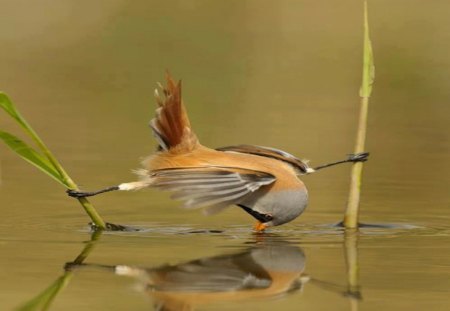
[68,74,368,231]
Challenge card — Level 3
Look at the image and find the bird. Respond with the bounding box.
[68,73,369,232]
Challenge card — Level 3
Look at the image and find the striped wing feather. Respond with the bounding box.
[150,167,275,214]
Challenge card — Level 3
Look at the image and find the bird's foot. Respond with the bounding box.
[347,152,370,163]
[67,186,119,198]
[66,189,90,198]
[64,262,85,271]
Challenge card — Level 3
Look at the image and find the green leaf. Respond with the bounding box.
[359,1,375,98]
[0,92,21,120]
[0,131,68,187]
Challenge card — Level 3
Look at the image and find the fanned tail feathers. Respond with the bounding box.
[150,73,198,152]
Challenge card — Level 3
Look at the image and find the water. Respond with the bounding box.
[0,1,449,310]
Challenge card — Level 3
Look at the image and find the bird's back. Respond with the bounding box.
[144,145,305,192]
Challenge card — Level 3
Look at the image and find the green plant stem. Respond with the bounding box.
[344,97,369,228]
[22,120,106,228]
[344,0,374,229]
[19,119,106,229]
[77,197,106,229]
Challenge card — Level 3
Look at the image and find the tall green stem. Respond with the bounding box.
[345,97,369,228]
[344,0,374,228]
[76,197,106,229]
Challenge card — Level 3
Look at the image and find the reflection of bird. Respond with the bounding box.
[112,239,307,311]
[68,73,369,231]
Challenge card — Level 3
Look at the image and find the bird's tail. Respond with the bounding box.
[150,73,199,153]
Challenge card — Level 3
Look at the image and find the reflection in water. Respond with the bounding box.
[17,231,103,311]
[17,232,363,311]
[129,239,306,310]
[344,231,361,311]
[78,236,309,311]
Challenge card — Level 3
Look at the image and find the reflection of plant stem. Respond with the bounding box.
[345,0,375,229]
[308,231,362,305]
[71,231,103,264]
[344,230,361,309]
[16,231,103,311]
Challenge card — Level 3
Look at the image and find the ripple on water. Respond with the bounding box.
[71,221,450,244]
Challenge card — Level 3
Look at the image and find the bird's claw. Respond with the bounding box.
[347,152,370,162]
[66,189,88,198]
[64,261,84,271]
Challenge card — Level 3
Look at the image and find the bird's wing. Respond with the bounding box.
[150,166,275,214]
[150,261,271,291]
[216,144,310,174]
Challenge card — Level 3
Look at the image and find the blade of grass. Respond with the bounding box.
[344,0,375,228]
[0,93,73,185]
[0,93,106,229]
[0,131,66,186]
[0,92,19,119]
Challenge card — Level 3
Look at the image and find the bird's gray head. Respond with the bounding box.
[264,188,309,227]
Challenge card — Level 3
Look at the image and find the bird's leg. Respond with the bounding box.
[311,152,369,172]
[67,186,119,198]
[254,222,267,232]
[67,181,150,198]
